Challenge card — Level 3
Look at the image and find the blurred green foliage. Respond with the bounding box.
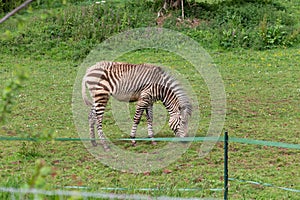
[0,68,28,123]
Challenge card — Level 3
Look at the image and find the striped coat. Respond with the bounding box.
[82,61,192,150]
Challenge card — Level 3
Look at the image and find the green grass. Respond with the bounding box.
[1,48,299,199]
[0,0,300,199]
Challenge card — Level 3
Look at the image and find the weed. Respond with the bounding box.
[258,17,291,49]
[26,159,52,189]
[18,142,42,159]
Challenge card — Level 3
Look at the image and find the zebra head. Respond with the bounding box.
[169,104,192,137]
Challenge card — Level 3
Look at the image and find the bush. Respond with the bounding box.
[0,0,24,14]
[0,0,96,15]
[178,0,299,49]
[0,0,157,60]
[0,0,299,59]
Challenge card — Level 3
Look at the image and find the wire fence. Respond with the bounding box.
[0,187,209,200]
[1,136,300,149]
[0,133,299,199]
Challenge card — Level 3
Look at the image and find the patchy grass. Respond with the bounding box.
[1,47,299,199]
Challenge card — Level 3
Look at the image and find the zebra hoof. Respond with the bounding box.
[91,141,98,147]
[104,146,110,152]
[132,141,137,147]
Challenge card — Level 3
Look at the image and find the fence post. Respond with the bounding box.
[224,131,229,200]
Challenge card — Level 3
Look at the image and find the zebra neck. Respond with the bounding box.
[160,91,181,116]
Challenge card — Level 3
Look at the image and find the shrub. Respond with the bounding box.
[0,0,157,60]
[179,0,299,49]
[0,0,299,58]
[0,0,24,14]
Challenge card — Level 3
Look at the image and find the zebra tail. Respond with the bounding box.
[82,75,93,106]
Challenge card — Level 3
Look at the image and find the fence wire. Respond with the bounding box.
[0,135,299,199]
[0,136,299,149]
[0,187,220,200]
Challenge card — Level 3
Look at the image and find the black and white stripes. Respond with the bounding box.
[82,61,192,150]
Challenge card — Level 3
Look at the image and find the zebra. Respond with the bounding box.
[82,61,192,150]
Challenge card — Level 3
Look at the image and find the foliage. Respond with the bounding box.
[0,0,157,61]
[0,0,298,57]
[176,0,300,49]
[0,69,28,123]
[0,0,24,14]
[0,0,89,14]
[25,159,52,189]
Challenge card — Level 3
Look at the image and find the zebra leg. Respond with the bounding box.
[94,93,110,151]
[88,107,97,147]
[145,105,157,145]
[130,105,145,146]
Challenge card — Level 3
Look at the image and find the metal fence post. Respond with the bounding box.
[224,131,229,200]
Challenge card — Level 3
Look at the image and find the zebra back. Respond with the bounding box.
[82,61,192,120]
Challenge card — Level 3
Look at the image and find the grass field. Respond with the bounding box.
[0,0,300,199]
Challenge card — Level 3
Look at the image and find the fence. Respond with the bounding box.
[0,132,299,200]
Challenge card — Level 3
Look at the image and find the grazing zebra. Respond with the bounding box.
[82,61,192,150]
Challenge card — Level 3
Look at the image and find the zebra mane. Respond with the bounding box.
[177,91,192,117]
[87,61,159,73]
[159,69,192,118]
[85,61,112,72]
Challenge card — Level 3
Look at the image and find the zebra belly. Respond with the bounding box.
[112,93,140,102]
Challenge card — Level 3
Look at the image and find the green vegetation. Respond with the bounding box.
[0,0,299,199]
[0,0,299,60]
[0,68,28,122]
